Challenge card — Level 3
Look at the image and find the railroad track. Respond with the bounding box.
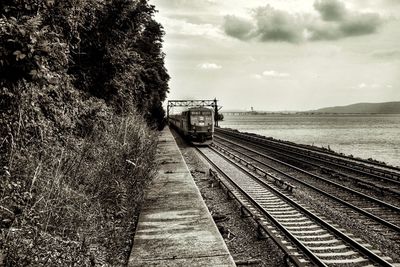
[213,136,400,236]
[215,128,400,199]
[215,128,400,186]
[196,146,398,267]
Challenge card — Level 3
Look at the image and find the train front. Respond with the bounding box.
[188,108,214,145]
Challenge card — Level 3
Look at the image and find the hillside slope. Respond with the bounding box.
[314,101,400,114]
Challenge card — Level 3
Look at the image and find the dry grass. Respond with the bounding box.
[0,113,158,266]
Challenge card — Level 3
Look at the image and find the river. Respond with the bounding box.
[219,114,400,167]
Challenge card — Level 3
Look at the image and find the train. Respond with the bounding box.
[168,107,214,145]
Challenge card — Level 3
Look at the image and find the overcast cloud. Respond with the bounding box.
[151,0,400,111]
[314,0,347,21]
[223,0,382,43]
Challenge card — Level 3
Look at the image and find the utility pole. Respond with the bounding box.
[167,104,169,119]
[214,98,219,127]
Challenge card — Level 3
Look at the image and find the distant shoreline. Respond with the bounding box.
[219,115,400,167]
[222,101,400,115]
[221,112,400,115]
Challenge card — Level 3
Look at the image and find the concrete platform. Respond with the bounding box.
[128,127,236,266]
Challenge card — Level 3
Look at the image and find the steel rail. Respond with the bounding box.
[216,127,400,175]
[250,137,400,186]
[198,155,308,266]
[197,147,325,267]
[216,128,400,183]
[217,133,400,197]
[202,146,394,267]
[215,135,400,213]
[212,139,400,233]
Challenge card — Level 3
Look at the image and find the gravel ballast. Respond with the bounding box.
[172,131,285,267]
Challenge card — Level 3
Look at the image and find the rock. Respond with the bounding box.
[1,219,13,228]
[235,259,262,265]
[213,213,229,223]
[12,205,23,215]
[217,225,228,235]
[0,251,5,267]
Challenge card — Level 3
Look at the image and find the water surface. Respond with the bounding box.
[219,114,400,167]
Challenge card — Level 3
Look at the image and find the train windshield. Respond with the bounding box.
[190,110,212,125]
[191,111,211,116]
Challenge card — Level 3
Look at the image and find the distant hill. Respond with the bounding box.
[313,102,400,114]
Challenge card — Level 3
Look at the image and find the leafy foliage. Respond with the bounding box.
[0,0,169,265]
[1,0,169,121]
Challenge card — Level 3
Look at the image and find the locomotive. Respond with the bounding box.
[169,107,214,145]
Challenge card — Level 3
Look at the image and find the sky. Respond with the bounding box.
[150,0,400,111]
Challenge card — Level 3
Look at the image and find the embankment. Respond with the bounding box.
[0,0,169,265]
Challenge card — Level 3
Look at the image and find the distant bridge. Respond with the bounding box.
[221,111,260,116]
[221,111,297,116]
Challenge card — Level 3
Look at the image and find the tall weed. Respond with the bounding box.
[1,114,157,266]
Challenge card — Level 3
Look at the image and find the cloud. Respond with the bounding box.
[307,13,381,40]
[371,49,400,58]
[314,0,347,21]
[358,83,367,88]
[253,6,303,43]
[339,13,381,36]
[223,6,303,43]
[251,74,262,79]
[223,0,383,43]
[307,21,342,40]
[263,70,290,77]
[223,15,254,40]
[153,0,216,9]
[310,0,382,39]
[251,70,290,79]
[354,83,392,89]
[161,17,225,39]
[198,63,222,70]
[352,0,400,9]
[168,14,210,25]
